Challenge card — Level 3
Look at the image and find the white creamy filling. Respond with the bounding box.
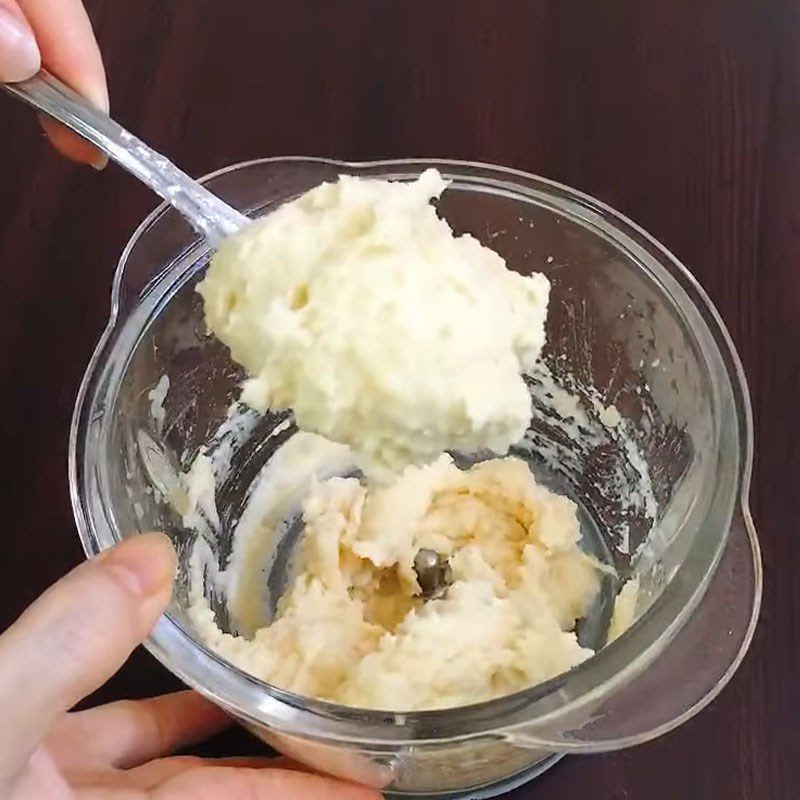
[198,169,549,474]
[173,169,657,712]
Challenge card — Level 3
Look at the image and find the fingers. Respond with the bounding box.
[39,116,108,168]
[153,766,383,800]
[17,0,105,107]
[17,0,108,166]
[0,533,176,781]
[123,756,288,790]
[49,691,231,769]
[124,756,208,790]
[0,0,40,81]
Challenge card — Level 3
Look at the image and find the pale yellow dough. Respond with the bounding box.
[190,455,599,711]
[198,169,549,473]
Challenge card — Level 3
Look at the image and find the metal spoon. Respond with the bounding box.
[2,69,249,246]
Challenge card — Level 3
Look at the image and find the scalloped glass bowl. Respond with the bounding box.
[69,159,761,798]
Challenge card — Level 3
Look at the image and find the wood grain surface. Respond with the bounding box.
[0,1,797,797]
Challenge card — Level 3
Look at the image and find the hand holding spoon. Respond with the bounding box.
[2,69,249,245]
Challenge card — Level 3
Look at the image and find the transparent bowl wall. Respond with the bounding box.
[70,159,761,797]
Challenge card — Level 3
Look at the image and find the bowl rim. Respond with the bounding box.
[69,156,761,747]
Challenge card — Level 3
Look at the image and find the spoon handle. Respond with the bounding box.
[3,70,249,244]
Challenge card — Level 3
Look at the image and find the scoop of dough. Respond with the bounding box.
[198,169,550,472]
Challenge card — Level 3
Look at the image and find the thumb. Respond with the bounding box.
[0,1,40,82]
[0,533,176,779]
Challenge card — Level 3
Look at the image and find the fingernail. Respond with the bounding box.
[85,82,109,114]
[101,537,175,599]
[82,70,110,114]
[0,7,41,83]
[91,154,109,171]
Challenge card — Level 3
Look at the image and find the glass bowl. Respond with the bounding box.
[69,158,761,798]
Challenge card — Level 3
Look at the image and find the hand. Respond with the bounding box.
[0,533,380,800]
[0,0,108,166]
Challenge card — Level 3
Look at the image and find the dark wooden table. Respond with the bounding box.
[1,1,796,797]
